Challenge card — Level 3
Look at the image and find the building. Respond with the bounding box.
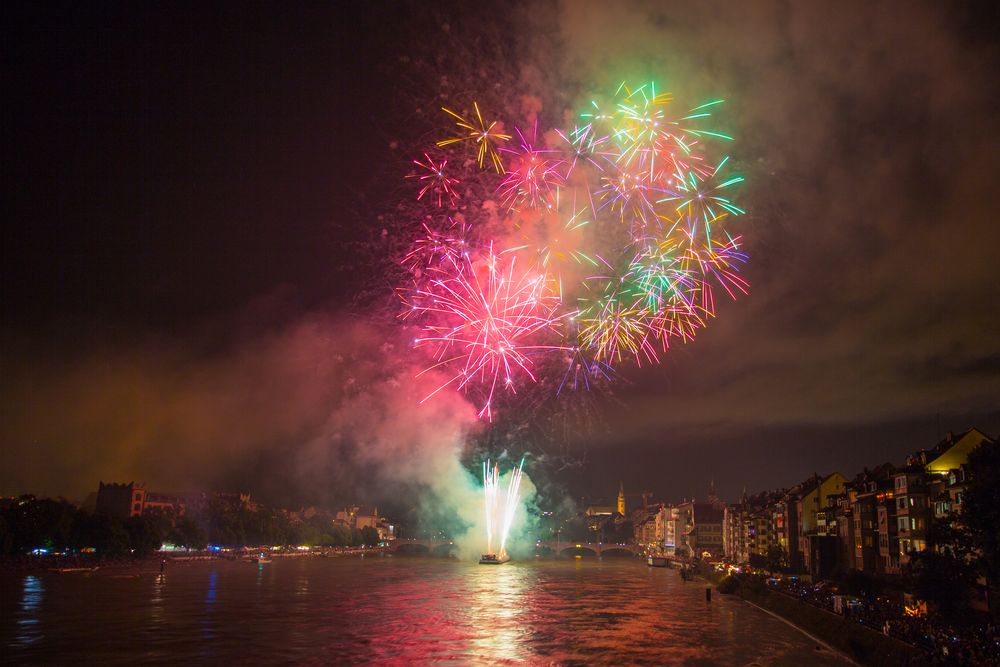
[723,503,743,561]
[876,487,900,574]
[583,504,615,517]
[797,472,847,574]
[676,501,724,558]
[893,468,931,567]
[617,482,626,516]
[335,505,396,541]
[914,428,993,474]
[96,482,145,519]
[632,505,659,551]
[723,489,782,565]
[716,427,994,579]
[95,481,252,521]
[833,493,854,571]
[852,484,879,573]
[97,481,253,520]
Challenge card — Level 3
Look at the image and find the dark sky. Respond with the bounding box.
[2,1,999,507]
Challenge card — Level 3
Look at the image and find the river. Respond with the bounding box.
[2,556,852,665]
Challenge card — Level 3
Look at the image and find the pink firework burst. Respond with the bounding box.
[497,125,565,211]
[408,152,460,207]
[410,246,568,420]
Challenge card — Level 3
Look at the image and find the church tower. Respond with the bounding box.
[617,481,626,515]
[708,480,723,508]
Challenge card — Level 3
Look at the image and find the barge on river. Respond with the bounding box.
[479,553,510,565]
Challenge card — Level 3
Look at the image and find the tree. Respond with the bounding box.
[87,513,130,558]
[361,525,380,547]
[908,547,977,621]
[2,496,77,554]
[174,517,207,550]
[961,439,1000,618]
[125,512,169,557]
[331,523,352,547]
[765,545,785,574]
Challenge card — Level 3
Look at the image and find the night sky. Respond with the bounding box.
[3,1,999,508]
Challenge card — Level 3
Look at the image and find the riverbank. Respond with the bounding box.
[700,567,932,666]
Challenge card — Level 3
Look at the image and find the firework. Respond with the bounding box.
[399,82,750,419]
[497,125,565,211]
[408,153,460,207]
[401,217,473,277]
[658,157,746,247]
[555,125,613,181]
[408,246,568,421]
[482,457,524,562]
[436,102,511,174]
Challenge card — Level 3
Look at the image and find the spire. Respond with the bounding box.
[617,481,626,516]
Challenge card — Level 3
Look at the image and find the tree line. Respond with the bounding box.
[0,496,381,560]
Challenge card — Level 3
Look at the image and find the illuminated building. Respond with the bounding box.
[914,428,993,474]
[95,481,251,520]
[893,469,930,566]
[676,500,724,558]
[796,472,846,574]
[335,505,396,541]
[876,488,899,574]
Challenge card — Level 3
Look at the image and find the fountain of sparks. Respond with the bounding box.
[480,458,525,564]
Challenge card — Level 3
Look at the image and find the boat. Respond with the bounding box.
[479,553,510,565]
[647,556,669,568]
[253,552,273,564]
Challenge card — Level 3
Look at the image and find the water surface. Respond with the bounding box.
[1,556,851,665]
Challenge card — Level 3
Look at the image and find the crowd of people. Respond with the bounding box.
[756,574,999,664]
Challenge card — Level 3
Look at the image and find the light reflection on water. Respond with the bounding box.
[1,558,851,665]
[14,575,44,648]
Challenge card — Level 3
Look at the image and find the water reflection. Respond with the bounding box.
[1,560,852,665]
[15,575,44,647]
[205,571,217,606]
[150,573,165,626]
[468,564,530,662]
[201,570,218,647]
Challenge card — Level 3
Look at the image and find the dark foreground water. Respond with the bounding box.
[1,556,852,665]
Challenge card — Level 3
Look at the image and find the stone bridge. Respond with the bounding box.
[391,539,639,558]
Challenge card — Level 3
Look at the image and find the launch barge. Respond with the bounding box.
[479,553,510,565]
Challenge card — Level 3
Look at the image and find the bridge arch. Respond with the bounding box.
[431,543,457,557]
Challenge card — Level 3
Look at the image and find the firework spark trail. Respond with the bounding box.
[483,460,498,555]
[436,102,511,174]
[400,81,750,413]
[498,125,565,211]
[500,458,524,556]
[483,458,525,559]
[409,246,570,420]
[408,153,460,208]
